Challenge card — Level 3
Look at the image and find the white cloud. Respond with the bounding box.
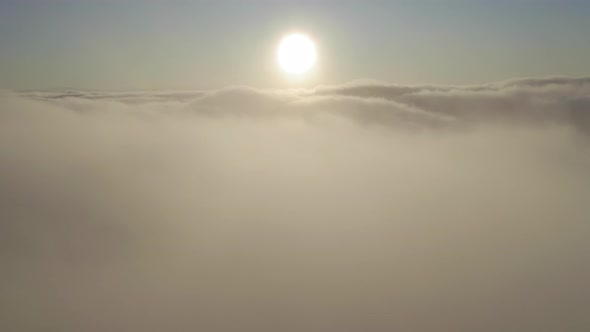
[2,78,590,331]
[22,76,590,131]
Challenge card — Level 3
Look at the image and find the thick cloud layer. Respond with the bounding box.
[2,78,590,331]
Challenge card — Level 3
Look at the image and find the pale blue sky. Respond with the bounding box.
[1,0,589,89]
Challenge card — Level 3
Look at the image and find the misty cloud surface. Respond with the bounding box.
[2,78,590,331]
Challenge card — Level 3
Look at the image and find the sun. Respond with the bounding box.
[278,34,317,75]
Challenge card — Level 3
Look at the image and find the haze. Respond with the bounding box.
[1,1,589,331]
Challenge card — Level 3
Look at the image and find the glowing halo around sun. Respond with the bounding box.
[278,33,317,75]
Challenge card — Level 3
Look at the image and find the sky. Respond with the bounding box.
[2,2,590,331]
[1,0,590,89]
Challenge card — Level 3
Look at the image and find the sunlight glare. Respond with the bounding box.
[278,34,317,75]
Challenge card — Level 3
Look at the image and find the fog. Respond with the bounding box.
[1,78,590,331]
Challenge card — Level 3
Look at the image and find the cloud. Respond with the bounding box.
[22,76,590,131]
[314,77,590,128]
[2,78,590,331]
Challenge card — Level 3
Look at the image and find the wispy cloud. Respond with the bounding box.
[21,76,590,131]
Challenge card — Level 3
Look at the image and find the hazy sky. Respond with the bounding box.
[2,2,590,330]
[1,0,590,89]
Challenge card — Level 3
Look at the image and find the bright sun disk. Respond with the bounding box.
[278,34,317,75]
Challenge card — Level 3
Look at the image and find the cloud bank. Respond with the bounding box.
[2,77,590,331]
